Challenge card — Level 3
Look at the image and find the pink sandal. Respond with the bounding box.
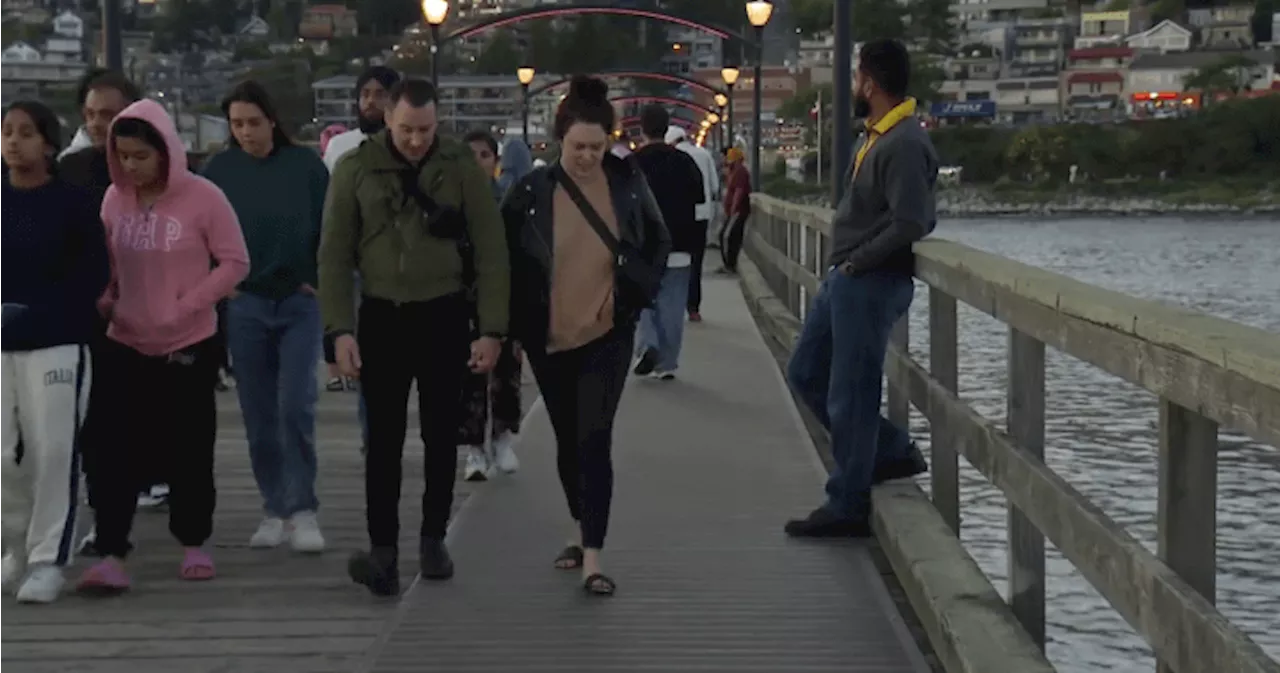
[180,547,216,581]
[76,558,131,594]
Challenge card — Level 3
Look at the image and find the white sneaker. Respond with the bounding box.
[2,553,25,593]
[249,517,286,549]
[78,526,99,556]
[16,564,64,604]
[493,432,520,474]
[289,512,325,554]
[137,483,169,508]
[463,446,490,482]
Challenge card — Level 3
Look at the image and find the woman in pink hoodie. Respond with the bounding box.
[76,99,249,593]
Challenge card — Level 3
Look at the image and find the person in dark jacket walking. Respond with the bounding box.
[629,104,705,380]
[1,101,111,603]
[501,76,670,596]
[203,81,329,554]
[319,78,509,597]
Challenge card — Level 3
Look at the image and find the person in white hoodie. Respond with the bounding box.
[321,66,400,172]
[665,127,719,322]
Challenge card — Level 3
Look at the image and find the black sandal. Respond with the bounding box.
[554,545,583,569]
[582,573,616,596]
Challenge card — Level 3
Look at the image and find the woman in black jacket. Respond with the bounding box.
[500,76,670,596]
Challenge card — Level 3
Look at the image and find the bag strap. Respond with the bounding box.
[399,168,440,216]
[553,166,622,259]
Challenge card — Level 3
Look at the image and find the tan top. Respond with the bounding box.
[547,178,617,353]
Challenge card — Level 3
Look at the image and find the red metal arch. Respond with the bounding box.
[531,70,726,99]
[611,95,717,117]
[443,4,755,46]
[619,115,700,130]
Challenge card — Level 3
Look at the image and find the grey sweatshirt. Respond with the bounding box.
[827,120,939,274]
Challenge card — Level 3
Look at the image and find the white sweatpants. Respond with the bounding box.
[1,344,90,567]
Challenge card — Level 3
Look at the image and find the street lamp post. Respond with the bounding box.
[714,92,728,151]
[706,112,721,152]
[102,0,122,70]
[721,67,739,151]
[745,1,773,191]
[422,0,450,88]
[517,66,535,144]
[832,0,853,206]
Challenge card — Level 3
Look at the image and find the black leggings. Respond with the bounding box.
[91,337,220,558]
[528,328,633,550]
[688,219,709,312]
[720,211,749,271]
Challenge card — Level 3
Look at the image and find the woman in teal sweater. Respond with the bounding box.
[203,81,329,555]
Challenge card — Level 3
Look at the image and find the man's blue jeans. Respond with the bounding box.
[227,292,322,518]
[786,268,915,519]
[637,265,692,372]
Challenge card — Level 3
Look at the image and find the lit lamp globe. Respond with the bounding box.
[745,0,774,27]
[422,0,449,25]
[517,67,535,86]
[714,93,729,108]
[721,67,740,87]
[707,112,720,124]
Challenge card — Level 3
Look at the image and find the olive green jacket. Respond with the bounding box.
[317,131,510,336]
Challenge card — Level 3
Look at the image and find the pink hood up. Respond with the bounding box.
[99,99,250,357]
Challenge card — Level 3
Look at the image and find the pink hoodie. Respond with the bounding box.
[99,100,249,357]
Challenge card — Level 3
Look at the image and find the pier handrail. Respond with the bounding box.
[743,193,1280,673]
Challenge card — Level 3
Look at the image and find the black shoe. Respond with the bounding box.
[633,349,658,376]
[348,546,400,596]
[872,443,929,485]
[784,508,871,538]
[419,537,454,580]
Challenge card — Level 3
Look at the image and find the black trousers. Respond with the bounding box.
[687,219,709,312]
[359,293,472,547]
[720,211,750,272]
[79,321,110,511]
[528,328,633,550]
[91,337,220,558]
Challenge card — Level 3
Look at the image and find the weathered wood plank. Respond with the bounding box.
[889,346,1280,673]
[927,287,960,535]
[1156,399,1220,673]
[1006,328,1046,650]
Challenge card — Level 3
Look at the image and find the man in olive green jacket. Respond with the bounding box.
[317,78,509,596]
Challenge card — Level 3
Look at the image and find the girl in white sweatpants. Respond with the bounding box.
[1,99,111,604]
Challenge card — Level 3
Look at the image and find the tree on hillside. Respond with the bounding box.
[362,0,421,37]
[1184,54,1259,101]
[473,29,522,75]
[792,0,832,38]
[852,0,906,42]
[906,0,956,53]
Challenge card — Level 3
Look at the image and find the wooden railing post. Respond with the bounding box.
[887,318,909,429]
[1156,399,1218,673]
[928,287,960,535]
[1007,328,1046,650]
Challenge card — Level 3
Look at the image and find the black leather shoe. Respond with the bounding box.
[348,546,400,597]
[872,443,929,485]
[419,537,455,580]
[784,508,871,538]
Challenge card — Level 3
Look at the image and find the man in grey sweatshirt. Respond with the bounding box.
[784,39,938,538]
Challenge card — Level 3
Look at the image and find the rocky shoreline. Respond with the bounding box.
[791,189,1280,218]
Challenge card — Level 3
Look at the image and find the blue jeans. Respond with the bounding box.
[786,269,915,519]
[227,292,322,518]
[636,265,692,372]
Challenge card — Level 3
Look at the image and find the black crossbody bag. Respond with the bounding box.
[398,169,479,333]
[553,168,662,310]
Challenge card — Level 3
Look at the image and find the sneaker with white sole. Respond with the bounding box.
[78,526,104,557]
[137,483,169,508]
[493,432,520,474]
[249,517,286,548]
[289,512,325,553]
[16,564,64,604]
[463,446,490,481]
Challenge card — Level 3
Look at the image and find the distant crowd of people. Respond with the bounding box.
[2,38,936,605]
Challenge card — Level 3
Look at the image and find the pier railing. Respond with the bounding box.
[740,193,1280,673]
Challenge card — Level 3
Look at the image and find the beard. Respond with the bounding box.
[357,113,385,135]
[853,95,871,120]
